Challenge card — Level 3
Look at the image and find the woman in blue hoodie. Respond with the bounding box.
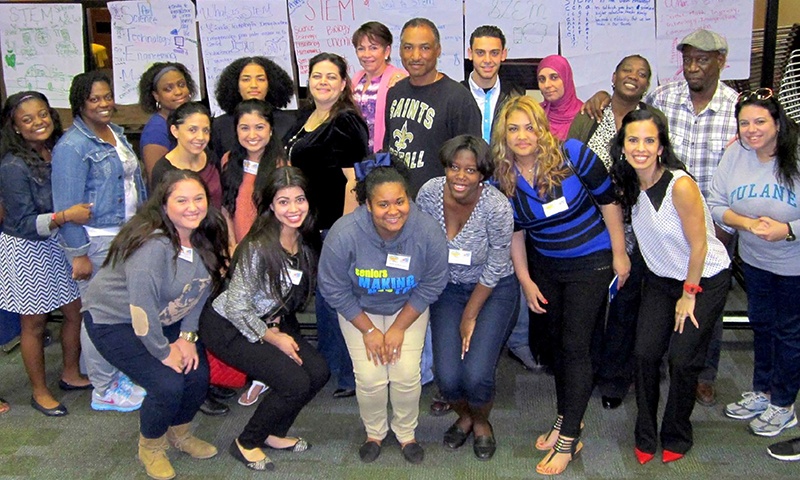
[318,154,448,465]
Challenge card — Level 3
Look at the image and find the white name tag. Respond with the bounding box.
[386,253,411,270]
[286,268,303,286]
[178,246,193,263]
[243,160,259,175]
[542,196,569,217]
[448,249,472,265]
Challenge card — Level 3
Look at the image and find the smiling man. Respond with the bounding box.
[461,26,525,143]
[383,17,481,196]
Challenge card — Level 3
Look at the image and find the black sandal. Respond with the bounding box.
[535,416,562,451]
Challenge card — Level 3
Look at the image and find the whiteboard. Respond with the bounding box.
[0,3,85,108]
[655,0,753,84]
[464,0,558,59]
[196,0,296,116]
[108,0,202,105]
[288,0,464,86]
[561,0,658,102]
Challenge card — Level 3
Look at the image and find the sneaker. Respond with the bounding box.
[750,404,798,437]
[725,391,770,419]
[117,373,146,399]
[91,383,144,412]
[767,436,800,461]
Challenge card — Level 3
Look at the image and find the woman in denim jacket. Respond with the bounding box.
[52,71,148,413]
[0,91,93,415]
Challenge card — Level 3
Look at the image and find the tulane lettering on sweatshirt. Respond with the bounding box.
[728,183,797,208]
[356,268,417,295]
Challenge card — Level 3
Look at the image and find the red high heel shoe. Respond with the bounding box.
[634,447,655,465]
[662,449,684,463]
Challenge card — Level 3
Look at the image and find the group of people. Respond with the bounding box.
[0,15,798,479]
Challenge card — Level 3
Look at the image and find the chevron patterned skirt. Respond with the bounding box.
[0,233,79,315]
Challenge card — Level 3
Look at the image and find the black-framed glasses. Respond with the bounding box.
[737,88,773,104]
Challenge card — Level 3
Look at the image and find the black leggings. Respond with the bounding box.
[529,263,613,438]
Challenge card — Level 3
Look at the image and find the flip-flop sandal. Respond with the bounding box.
[238,381,268,406]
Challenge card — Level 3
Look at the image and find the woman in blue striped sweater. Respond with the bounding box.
[491,95,630,475]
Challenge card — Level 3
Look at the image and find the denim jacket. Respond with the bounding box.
[0,153,55,241]
[51,116,147,256]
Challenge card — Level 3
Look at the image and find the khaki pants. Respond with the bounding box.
[339,308,429,444]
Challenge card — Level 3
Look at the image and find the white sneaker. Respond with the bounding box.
[725,391,770,420]
[91,382,143,412]
[750,404,798,437]
[117,373,146,399]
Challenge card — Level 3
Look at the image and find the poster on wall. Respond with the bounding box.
[108,0,201,105]
[464,0,559,59]
[197,0,297,115]
[0,3,85,108]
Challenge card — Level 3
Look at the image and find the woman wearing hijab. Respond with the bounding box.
[537,55,583,141]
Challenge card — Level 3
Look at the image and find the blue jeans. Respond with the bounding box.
[84,312,208,438]
[315,284,355,390]
[430,275,519,406]
[506,287,530,351]
[743,263,800,407]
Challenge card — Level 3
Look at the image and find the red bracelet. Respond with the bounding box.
[683,283,703,295]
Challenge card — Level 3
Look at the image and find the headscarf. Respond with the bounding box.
[537,55,583,141]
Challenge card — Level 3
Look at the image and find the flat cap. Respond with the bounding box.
[677,29,728,54]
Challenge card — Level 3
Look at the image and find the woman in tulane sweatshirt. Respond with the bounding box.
[319,153,448,465]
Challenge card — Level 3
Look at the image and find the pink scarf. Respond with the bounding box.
[537,55,583,141]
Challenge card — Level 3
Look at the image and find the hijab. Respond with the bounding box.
[537,55,583,141]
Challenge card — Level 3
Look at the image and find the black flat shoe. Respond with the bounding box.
[359,441,381,463]
[265,438,310,452]
[199,397,229,416]
[30,396,68,417]
[473,434,497,461]
[430,399,452,417]
[602,396,623,409]
[208,385,237,399]
[401,442,425,464]
[229,440,274,471]
[443,423,470,449]
[58,379,93,391]
[333,388,356,398]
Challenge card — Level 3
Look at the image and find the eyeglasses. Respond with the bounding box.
[737,88,773,104]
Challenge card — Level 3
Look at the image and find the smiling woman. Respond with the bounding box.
[149,102,222,210]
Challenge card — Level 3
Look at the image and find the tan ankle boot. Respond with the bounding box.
[138,434,175,480]
[167,423,218,459]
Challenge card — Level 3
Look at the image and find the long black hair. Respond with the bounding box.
[735,95,800,189]
[230,166,316,308]
[0,91,63,183]
[215,56,294,114]
[104,170,229,295]
[221,99,287,216]
[609,109,687,221]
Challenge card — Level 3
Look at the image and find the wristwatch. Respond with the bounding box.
[179,331,198,343]
[787,223,796,242]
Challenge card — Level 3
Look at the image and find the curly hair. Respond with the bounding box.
[490,95,568,198]
[0,91,63,183]
[229,166,317,310]
[609,110,687,221]
[735,95,800,190]
[305,53,361,121]
[104,169,229,296]
[138,62,198,114]
[221,99,287,216]
[68,71,113,119]
[215,57,294,114]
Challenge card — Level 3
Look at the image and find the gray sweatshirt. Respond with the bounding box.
[83,235,212,360]
[708,141,800,276]
[318,202,449,321]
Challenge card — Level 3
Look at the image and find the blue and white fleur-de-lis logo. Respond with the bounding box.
[392,121,414,151]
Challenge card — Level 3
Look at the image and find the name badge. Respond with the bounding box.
[178,246,193,263]
[243,160,259,175]
[448,249,472,265]
[386,253,411,270]
[286,268,303,286]
[542,196,569,217]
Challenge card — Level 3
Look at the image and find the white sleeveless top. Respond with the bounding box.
[632,169,730,280]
